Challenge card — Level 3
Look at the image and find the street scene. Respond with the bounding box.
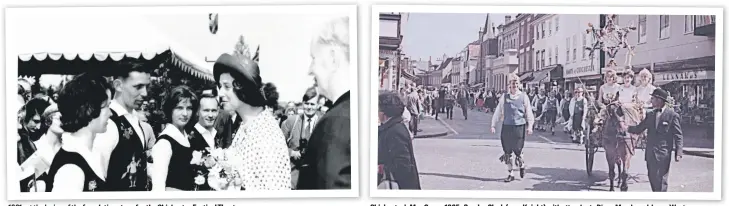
[377,13,715,192]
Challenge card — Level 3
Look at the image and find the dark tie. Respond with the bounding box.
[655,108,663,128]
[304,118,312,139]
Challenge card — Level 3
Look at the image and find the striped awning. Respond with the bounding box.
[17,49,214,81]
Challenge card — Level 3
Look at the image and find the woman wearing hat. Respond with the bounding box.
[213,49,292,190]
[490,72,535,182]
[21,104,64,192]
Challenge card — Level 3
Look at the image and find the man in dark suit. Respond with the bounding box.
[297,17,350,189]
[628,88,683,192]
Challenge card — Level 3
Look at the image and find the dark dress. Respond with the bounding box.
[157,135,194,191]
[378,116,421,189]
[572,99,585,132]
[46,149,106,192]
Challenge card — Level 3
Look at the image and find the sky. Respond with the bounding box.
[401,13,511,61]
[7,7,349,102]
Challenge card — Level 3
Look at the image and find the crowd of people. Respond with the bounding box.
[378,67,685,191]
[15,17,351,192]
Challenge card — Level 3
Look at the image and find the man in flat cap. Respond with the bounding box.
[628,88,683,192]
[297,17,351,189]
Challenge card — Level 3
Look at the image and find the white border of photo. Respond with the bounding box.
[369,5,723,200]
[5,5,359,200]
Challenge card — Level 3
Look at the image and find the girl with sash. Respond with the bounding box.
[47,73,112,192]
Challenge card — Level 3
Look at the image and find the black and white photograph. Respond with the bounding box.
[372,6,721,200]
[6,5,357,200]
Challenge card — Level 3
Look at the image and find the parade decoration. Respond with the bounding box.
[584,14,637,70]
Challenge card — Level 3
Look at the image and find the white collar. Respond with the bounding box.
[60,132,105,181]
[160,124,190,147]
[110,100,131,116]
[194,123,217,137]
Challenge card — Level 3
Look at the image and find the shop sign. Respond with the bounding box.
[564,64,598,78]
[656,70,713,82]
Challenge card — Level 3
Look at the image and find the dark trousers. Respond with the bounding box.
[500,124,526,156]
[460,103,468,119]
[646,158,671,192]
[445,105,454,119]
[409,115,419,135]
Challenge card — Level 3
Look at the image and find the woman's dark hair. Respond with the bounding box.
[214,54,280,110]
[57,73,111,133]
[378,90,404,118]
[161,86,199,130]
[22,98,51,124]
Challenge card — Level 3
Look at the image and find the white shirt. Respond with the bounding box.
[302,115,319,134]
[600,84,620,102]
[151,124,190,191]
[618,85,637,104]
[32,134,61,174]
[194,123,218,148]
[93,100,146,177]
[52,133,106,192]
[637,84,657,107]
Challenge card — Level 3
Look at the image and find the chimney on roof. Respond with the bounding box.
[505,15,512,23]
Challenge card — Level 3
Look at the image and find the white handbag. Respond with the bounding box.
[377,171,399,189]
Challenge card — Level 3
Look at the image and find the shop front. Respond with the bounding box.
[563,58,601,94]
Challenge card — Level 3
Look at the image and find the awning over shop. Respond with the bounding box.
[11,13,213,81]
[470,83,484,88]
[519,71,534,82]
[528,69,550,83]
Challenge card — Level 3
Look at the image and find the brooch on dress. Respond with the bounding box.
[88,180,97,191]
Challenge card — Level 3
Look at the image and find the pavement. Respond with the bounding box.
[411,106,716,192]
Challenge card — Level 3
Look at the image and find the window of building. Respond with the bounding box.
[572,34,577,62]
[555,45,559,64]
[548,48,552,65]
[555,17,559,31]
[541,22,545,38]
[536,50,540,69]
[684,15,695,33]
[566,37,570,63]
[548,20,552,36]
[582,33,587,59]
[535,24,540,40]
[659,15,670,39]
[542,50,545,68]
[638,15,647,43]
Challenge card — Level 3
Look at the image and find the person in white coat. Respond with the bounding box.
[568,87,589,144]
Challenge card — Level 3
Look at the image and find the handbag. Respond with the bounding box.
[377,165,399,189]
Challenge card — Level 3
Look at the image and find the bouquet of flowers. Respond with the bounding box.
[191,148,243,191]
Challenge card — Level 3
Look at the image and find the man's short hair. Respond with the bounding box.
[113,59,153,80]
[302,86,318,102]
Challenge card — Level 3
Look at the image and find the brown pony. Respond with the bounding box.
[596,95,641,191]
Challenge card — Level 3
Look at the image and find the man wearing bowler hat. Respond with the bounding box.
[627,88,683,192]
